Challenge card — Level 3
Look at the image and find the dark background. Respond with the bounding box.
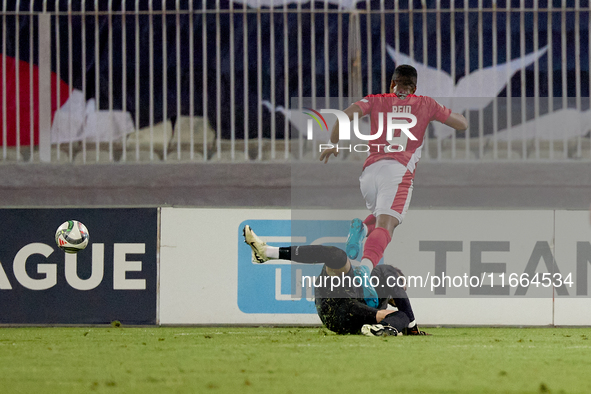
[1,0,588,139]
[0,208,157,324]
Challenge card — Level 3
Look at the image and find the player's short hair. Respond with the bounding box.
[392,65,418,86]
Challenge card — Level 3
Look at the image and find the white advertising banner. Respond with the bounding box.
[159,208,321,325]
[159,208,589,326]
[387,210,555,326]
[553,210,591,326]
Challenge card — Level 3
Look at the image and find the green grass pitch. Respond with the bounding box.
[0,326,590,393]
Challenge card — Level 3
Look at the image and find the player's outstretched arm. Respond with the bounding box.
[443,112,469,131]
[319,104,364,163]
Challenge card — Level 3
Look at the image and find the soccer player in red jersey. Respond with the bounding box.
[320,65,468,271]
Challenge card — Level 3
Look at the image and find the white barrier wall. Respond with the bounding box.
[159,208,320,325]
[159,208,591,326]
[554,211,591,326]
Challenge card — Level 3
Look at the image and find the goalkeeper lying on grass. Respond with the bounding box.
[243,225,429,337]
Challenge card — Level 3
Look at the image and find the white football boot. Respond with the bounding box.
[361,324,402,337]
[243,225,269,263]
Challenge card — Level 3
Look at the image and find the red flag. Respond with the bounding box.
[0,55,70,146]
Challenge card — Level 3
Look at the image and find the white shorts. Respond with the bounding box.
[359,159,414,224]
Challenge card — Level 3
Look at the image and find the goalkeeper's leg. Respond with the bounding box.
[372,264,430,335]
[243,224,351,275]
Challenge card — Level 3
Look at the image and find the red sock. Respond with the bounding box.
[361,227,392,267]
[363,214,376,235]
